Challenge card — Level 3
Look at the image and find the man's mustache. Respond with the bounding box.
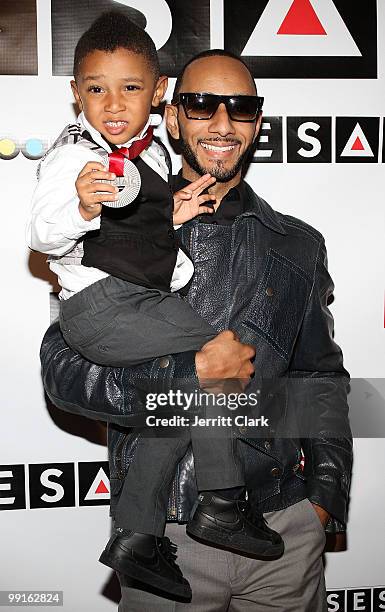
[197,137,241,145]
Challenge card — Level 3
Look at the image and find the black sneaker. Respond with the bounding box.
[186,492,284,559]
[99,530,192,600]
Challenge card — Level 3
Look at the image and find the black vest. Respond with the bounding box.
[82,157,178,292]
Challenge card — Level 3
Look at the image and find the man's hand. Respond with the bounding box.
[195,330,255,391]
[76,161,118,221]
[173,174,216,225]
[312,503,330,528]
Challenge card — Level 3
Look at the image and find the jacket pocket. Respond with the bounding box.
[241,249,310,360]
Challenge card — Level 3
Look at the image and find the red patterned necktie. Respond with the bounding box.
[108,127,154,176]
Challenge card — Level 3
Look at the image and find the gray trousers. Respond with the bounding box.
[114,428,244,536]
[118,498,327,612]
[59,275,216,367]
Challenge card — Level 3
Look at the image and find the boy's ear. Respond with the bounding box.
[165,103,180,140]
[71,80,83,111]
[152,75,168,107]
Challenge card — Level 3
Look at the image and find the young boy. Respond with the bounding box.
[27,12,283,601]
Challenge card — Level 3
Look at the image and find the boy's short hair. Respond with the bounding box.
[73,11,160,81]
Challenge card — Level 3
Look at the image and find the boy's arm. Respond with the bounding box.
[26,145,103,256]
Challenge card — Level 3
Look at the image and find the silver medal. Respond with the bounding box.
[97,155,141,208]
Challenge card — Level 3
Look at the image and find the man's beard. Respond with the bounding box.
[179,137,254,183]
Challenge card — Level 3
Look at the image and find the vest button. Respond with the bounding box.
[264,440,271,450]
[159,357,170,368]
[265,286,274,297]
[271,467,281,477]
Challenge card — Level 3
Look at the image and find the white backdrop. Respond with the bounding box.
[1,1,385,610]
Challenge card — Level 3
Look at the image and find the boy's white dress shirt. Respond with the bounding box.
[27,113,193,299]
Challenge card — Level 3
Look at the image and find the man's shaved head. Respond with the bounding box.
[173,49,257,99]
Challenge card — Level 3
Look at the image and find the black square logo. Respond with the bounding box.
[287,117,332,162]
[0,0,37,75]
[29,463,75,509]
[51,0,210,77]
[327,590,345,611]
[253,116,283,163]
[336,117,380,163]
[382,120,385,163]
[373,588,385,612]
[346,589,371,611]
[78,461,110,507]
[224,0,377,78]
[0,465,26,510]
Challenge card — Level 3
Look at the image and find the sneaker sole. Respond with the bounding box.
[186,520,284,560]
[99,550,192,600]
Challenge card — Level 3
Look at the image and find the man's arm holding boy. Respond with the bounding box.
[41,323,254,424]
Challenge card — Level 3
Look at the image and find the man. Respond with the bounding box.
[41,50,352,611]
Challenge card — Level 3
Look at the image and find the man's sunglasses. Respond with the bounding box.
[172,93,264,123]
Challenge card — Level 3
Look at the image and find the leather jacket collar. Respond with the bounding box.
[240,182,287,236]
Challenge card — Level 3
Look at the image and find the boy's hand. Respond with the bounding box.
[173,174,216,225]
[76,161,119,221]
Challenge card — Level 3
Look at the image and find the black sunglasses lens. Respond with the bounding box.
[179,94,261,121]
[183,95,217,119]
[228,97,258,121]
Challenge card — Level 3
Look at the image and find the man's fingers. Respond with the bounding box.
[241,362,255,377]
[198,194,216,205]
[242,344,256,360]
[182,173,216,196]
[175,189,192,201]
[217,330,237,341]
[198,206,215,215]
[191,173,216,192]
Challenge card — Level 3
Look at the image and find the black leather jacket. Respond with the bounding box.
[40,182,352,533]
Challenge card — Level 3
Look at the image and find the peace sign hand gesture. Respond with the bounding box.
[173,174,216,225]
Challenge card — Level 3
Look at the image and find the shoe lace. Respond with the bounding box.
[158,537,182,574]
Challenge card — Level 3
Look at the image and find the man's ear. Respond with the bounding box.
[152,75,168,107]
[253,112,263,142]
[71,80,83,111]
[165,103,180,140]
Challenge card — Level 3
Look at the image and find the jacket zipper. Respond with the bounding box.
[167,465,179,520]
[115,432,131,479]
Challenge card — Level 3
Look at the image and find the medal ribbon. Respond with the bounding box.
[108,127,154,176]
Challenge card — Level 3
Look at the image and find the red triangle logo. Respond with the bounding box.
[95,480,109,494]
[277,0,327,35]
[351,136,365,151]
